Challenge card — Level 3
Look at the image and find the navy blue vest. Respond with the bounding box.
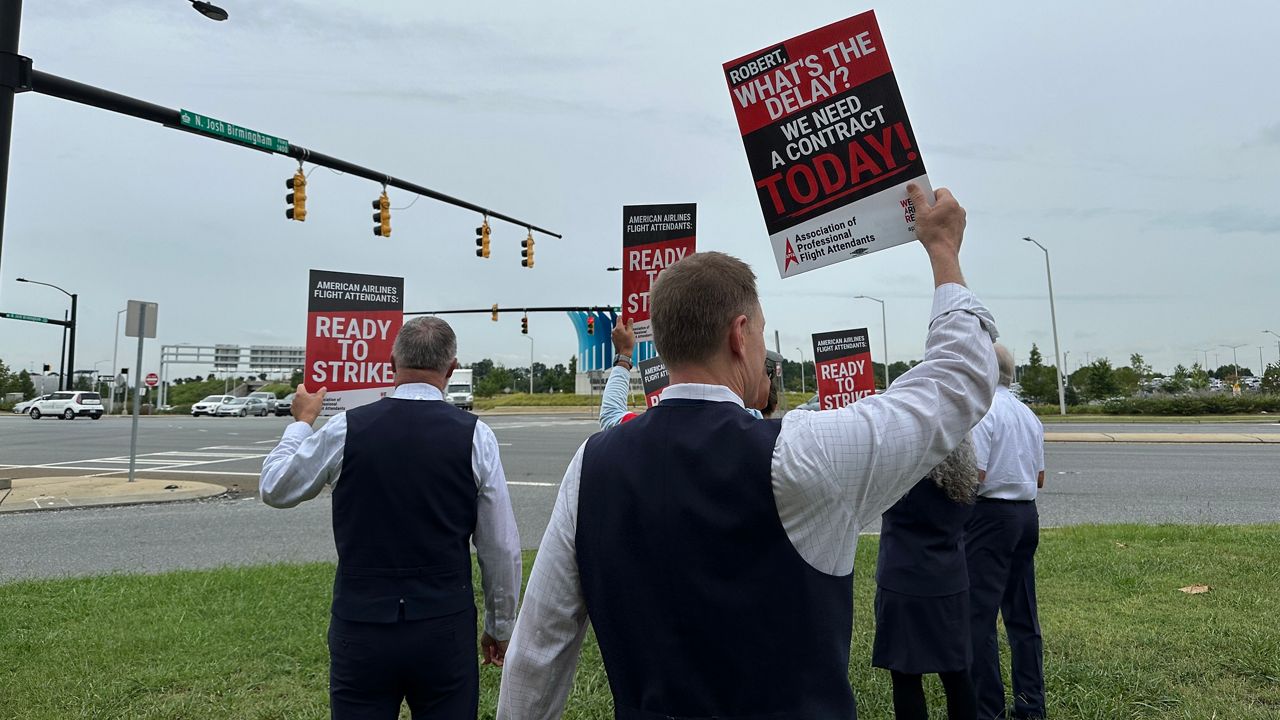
[875,478,973,596]
[331,397,478,623]
[577,399,857,720]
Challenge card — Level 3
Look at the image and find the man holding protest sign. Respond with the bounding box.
[261,317,522,719]
[498,182,998,719]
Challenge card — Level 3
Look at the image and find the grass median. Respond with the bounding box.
[2,524,1277,718]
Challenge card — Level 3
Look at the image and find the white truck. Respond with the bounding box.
[446,369,475,411]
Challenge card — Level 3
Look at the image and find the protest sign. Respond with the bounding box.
[638,356,671,408]
[812,328,876,409]
[723,11,931,278]
[622,203,696,342]
[304,269,404,417]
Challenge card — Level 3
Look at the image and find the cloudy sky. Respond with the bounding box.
[2,0,1277,382]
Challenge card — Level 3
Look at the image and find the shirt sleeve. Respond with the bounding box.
[771,283,999,576]
[599,365,633,430]
[259,416,347,508]
[497,443,590,720]
[471,420,523,642]
[971,408,994,473]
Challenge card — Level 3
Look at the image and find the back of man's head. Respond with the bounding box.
[393,316,457,373]
[650,251,759,368]
[994,343,1015,387]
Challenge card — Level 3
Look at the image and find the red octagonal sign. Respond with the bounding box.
[145,373,159,387]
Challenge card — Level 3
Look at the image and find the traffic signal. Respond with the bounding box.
[372,192,391,237]
[42,363,51,372]
[491,303,499,322]
[521,230,535,268]
[475,219,491,258]
[285,170,307,221]
[587,316,595,335]
[521,315,528,334]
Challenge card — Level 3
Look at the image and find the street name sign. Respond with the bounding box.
[179,109,289,154]
[1,311,60,325]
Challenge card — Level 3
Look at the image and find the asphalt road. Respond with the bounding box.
[1,414,1277,583]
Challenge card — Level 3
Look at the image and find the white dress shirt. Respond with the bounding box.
[971,384,1045,501]
[259,382,522,641]
[497,283,999,719]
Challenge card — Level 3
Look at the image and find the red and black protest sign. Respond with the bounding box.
[622,203,696,342]
[723,11,931,278]
[304,269,404,416]
[638,356,670,408]
[812,328,876,410]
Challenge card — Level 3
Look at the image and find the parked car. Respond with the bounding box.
[216,397,269,417]
[274,392,295,417]
[247,391,279,414]
[192,395,234,416]
[796,394,821,411]
[13,394,52,414]
[29,391,104,420]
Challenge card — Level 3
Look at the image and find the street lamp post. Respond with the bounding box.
[853,295,889,390]
[1024,237,1066,415]
[17,277,77,391]
[1265,331,1280,368]
[795,347,806,394]
[110,308,126,413]
[524,334,534,394]
[1222,344,1246,384]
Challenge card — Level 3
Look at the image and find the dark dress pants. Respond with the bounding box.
[965,499,1045,720]
[328,606,478,720]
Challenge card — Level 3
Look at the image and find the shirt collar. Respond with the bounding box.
[659,383,745,408]
[392,383,444,401]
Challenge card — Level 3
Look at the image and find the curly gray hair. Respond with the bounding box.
[926,437,980,504]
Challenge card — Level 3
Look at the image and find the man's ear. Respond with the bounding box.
[389,355,398,373]
[446,358,459,380]
[728,315,749,358]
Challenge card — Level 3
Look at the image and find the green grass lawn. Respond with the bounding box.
[2,525,1278,719]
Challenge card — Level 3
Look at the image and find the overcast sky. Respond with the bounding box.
[2,0,1277,382]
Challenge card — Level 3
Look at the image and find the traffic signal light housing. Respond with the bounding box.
[521,230,534,268]
[491,303,499,322]
[285,171,307,221]
[372,192,391,237]
[475,218,491,258]
[586,316,595,335]
[521,315,528,334]
[42,363,51,372]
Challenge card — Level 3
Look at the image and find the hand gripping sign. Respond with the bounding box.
[812,328,876,410]
[622,203,696,342]
[305,269,404,416]
[724,11,932,278]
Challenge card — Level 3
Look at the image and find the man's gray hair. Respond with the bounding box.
[392,316,457,373]
[926,437,980,504]
[650,251,759,367]
[994,343,1015,387]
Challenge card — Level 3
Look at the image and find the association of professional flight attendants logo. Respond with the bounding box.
[784,238,799,270]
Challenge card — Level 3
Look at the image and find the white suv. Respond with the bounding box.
[30,391,104,420]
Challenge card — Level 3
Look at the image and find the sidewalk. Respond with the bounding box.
[1046,432,1280,443]
[0,475,226,514]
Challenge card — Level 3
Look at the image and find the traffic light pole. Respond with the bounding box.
[67,291,77,389]
[406,305,618,317]
[0,0,25,286]
[24,69,562,236]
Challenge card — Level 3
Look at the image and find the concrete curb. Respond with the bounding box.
[0,476,227,514]
[1046,432,1280,444]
